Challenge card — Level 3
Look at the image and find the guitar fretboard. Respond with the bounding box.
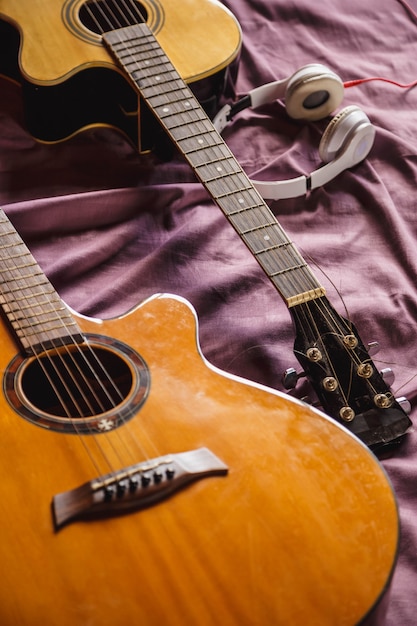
[0,210,83,353]
[103,24,326,307]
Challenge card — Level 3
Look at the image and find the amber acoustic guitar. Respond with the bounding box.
[0,204,400,625]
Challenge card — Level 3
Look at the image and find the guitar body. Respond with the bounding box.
[0,293,398,625]
[0,0,241,150]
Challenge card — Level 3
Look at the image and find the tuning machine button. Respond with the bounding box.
[282,367,305,390]
[380,367,395,387]
[367,341,380,356]
[396,396,412,414]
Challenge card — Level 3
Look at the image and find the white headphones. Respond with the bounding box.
[213,64,376,200]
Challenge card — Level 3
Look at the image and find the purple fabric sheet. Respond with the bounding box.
[2,0,417,622]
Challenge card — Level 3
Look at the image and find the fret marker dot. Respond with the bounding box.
[155,76,161,81]
[238,198,244,204]
[216,166,223,172]
[198,139,204,144]
[264,235,270,241]
[184,101,191,108]
[163,107,169,113]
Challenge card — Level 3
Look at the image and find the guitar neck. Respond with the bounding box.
[0,209,83,353]
[103,24,325,308]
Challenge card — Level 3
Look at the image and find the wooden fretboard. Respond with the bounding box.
[0,209,83,353]
[103,24,326,308]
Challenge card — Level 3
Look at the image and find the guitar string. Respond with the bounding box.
[146,2,392,408]
[89,0,379,409]
[0,214,123,476]
[80,0,398,424]
[86,0,412,432]
[0,216,231,596]
[65,1,252,585]
[76,1,170,468]
[0,2,395,537]
[0,212,150,480]
[104,0,325,303]
[75,0,417,425]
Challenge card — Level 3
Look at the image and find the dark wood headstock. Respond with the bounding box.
[287,296,412,454]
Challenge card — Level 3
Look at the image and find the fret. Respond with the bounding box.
[214,189,258,208]
[15,315,77,333]
[176,132,225,154]
[103,25,326,307]
[1,251,36,261]
[204,172,253,198]
[136,74,184,93]
[4,261,43,272]
[241,222,278,234]
[3,300,66,318]
[217,194,264,216]
[136,70,179,90]
[3,296,68,315]
[0,208,84,352]
[1,286,56,300]
[1,281,56,297]
[156,104,205,123]
[194,159,242,183]
[257,252,307,279]
[169,121,215,143]
[145,88,197,109]
[250,239,295,256]
[269,263,309,278]
[0,241,26,251]
[2,269,47,285]
[190,152,236,172]
[118,43,166,62]
[157,107,207,130]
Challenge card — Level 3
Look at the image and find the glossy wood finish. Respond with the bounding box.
[0,0,241,147]
[101,22,411,450]
[0,293,398,625]
[0,0,241,84]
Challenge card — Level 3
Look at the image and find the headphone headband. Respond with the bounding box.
[213,65,374,200]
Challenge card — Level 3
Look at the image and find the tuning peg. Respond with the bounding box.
[396,396,412,415]
[367,341,380,356]
[380,368,395,387]
[282,367,305,390]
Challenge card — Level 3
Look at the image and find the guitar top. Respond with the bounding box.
[1,0,241,83]
[0,205,399,625]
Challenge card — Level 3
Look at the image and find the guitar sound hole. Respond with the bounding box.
[79,0,148,34]
[23,345,132,418]
[5,334,150,434]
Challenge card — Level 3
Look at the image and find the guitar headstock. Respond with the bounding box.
[286,296,412,455]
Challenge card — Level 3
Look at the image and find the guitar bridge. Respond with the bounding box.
[52,447,228,530]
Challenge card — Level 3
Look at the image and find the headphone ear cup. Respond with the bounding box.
[319,105,375,166]
[284,64,345,121]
